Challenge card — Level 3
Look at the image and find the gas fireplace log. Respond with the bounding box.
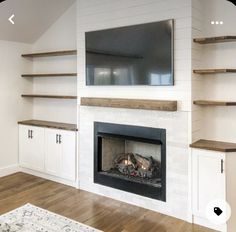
[113,153,161,179]
[133,153,151,170]
[114,153,136,168]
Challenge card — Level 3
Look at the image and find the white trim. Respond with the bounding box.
[193,215,227,232]
[20,167,77,188]
[187,146,193,223]
[0,164,20,177]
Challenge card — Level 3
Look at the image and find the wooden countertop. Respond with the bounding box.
[190,139,236,152]
[18,120,78,131]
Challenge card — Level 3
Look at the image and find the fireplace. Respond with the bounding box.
[94,122,166,201]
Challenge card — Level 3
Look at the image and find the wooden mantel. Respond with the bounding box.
[80,97,177,111]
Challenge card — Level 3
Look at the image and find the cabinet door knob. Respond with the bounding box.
[56,134,59,144]
[221,159,224,174]
[30,130,33,139]
[28,130,30,139]
[59,135,62,144]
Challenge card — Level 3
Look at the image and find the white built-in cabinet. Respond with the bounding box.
[19,125,76,182]
[192,148,236,232]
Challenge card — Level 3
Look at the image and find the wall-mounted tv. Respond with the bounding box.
[86,19,174,86]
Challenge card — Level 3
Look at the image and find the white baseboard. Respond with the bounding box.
[0,164,20,177]
[20,167,77,188]
[193,215,227,232]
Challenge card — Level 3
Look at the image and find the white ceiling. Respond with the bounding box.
[0,0,75,43]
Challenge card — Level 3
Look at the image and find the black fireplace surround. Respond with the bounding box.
[94,122,166,201]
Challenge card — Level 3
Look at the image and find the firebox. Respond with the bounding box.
[94,122,166,201]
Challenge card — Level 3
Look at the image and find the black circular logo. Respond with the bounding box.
[227,0,236,6]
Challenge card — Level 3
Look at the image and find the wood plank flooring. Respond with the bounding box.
[0,173,215,232]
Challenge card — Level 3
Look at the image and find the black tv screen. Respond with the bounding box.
[86,19,174,86]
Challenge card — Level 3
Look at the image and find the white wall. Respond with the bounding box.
[32,3,77,124]
[193,0,236,143]
[0,40,33,176]
[0,3,77,177]
[77,0,193,221]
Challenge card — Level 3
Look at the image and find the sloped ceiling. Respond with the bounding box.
[0,0,75,43]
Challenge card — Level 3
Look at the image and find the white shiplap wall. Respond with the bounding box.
[77,0,193,221]
[77,0,192,112]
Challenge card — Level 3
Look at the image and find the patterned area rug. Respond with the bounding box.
[0,203,102,232]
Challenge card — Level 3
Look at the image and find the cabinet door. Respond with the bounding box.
[19,125,32,168]
[45,129,62,176]
[61,131,76,181]
[45,129,76,181]
[192,149,226,216]
[19,125,45,171]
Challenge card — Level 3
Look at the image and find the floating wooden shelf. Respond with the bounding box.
[22,50,77,58]
[81,97,177,111]
[18,120,78,131]
[190,139,236,152]
[22,94,77,99]
[194,100,236,106]
[22,73,77,78]
[193,36,236,44]
[193,69,236,74]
